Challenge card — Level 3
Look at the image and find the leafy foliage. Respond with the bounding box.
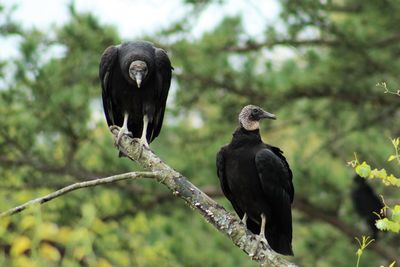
[1,0,400,266]
[350,136,400,234]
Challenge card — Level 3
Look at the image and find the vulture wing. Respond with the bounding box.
[216,148,241,211]
[269,146,294,203]
[255,148,293,210]
[99,45,119,127]
[150,48,173,141]
[255,147,294,255]
[216,147,260,233]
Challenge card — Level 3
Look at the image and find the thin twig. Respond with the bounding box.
[0,171,159,218]
[0,127,297,266]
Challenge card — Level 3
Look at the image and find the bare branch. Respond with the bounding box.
[228,39,339,52]
[0,171,158,218]
[0,127,297,266]
[227,33,400,53]
[100,182,399,263]
[110,128,297,267]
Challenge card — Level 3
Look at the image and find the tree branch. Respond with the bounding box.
[109,127,297,267]
[227,33,400,53]
[0,171,158,218]
[0,128,297,266]
[228,39,339,52]
[101,182,399,263]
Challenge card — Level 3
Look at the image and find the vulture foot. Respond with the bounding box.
[110,125,133,146]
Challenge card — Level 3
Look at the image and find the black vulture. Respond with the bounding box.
[351,175,384,239]
[216,105,294,255]
[99,41,172,147]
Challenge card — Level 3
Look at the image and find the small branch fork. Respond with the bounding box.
[0,171,158,218]
[0,128,298,267]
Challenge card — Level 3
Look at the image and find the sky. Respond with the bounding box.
[1,0,281,58]
[4,0,280,36]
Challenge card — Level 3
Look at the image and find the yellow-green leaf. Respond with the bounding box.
[356,162,371,178]
[11,236,31,256]
[388,155,397,162]
[20,216,36,231]
[39,243,61,262]
[98,258,113,267]
[392,205,400,222]
[37,222,59,241]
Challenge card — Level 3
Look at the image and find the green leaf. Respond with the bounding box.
[375,218,389,231]
[388,155,397,162]
[355,162,371,178]
[11,236,31,256]
[370,168,387,180]
[392,205,400,222]
[39,243,61,262]
[376,218,400,233]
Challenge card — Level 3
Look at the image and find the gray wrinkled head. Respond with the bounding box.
[129,60,148,88]
[238,105,276,131]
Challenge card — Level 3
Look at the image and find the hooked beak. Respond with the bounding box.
[135,73,142,88]
[260,110,276,120]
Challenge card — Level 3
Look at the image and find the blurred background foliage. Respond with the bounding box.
[0,0,399,266]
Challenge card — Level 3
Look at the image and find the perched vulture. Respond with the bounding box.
[99,41,172,146]
[351,175,384,239]
[216,105,294,255]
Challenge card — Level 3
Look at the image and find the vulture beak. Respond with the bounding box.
[135,73,143,88]
[260,110,277,120]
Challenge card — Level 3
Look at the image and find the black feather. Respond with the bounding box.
[216,127,294,255]
[351,175,384,239]
[99,41,172,143]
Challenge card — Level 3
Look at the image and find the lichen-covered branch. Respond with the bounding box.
[0,171,158,218]
[111,128,297,267]
[0,128,297,266]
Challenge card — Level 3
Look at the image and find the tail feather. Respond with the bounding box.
[245,218,293,255]
[266,227,294,256]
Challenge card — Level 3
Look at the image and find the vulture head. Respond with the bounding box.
[129,60,148,88]
[239,105,276,131]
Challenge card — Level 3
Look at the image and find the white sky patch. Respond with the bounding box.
[188,0,280,39]
[0,35,22,60]
[2,0,280,40]
[4,0,70,29]
[73,0,187,39]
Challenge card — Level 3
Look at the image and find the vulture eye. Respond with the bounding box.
[252,109,260,116]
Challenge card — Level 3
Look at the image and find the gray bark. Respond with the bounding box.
[111,127,297,267]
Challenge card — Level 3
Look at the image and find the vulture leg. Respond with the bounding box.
[116,113,130,145]
[242,213,248,227]
[249,213,270,257]
[259,213,268,243]
[140,114,149,147]
[255,213,271,253]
